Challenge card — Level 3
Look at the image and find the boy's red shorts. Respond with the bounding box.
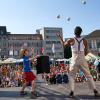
[23,71,36,82]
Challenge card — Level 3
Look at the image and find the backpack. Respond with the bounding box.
[64,45,72,59]
[64,37,84,59]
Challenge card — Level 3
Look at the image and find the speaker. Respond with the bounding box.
[36,56,50,74]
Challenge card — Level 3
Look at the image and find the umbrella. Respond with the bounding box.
[0,60,3,64]
[2,58,17,64]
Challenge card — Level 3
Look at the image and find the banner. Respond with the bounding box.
[9,50,13,56]
[52,43,55,53]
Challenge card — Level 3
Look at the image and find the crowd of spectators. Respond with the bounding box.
[43,59,100,85]
[0,58,100,87]
[0,65,23,87]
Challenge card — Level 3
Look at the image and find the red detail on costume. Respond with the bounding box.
[23,71,36,82]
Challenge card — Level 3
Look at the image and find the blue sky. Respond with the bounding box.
[0,0,100,37]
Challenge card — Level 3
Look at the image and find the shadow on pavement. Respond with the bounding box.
[37,85,72,100]
[0,85,70,100]
[0,90,71,100]
[1,85,93,100]
[77,95,100,100]
[0,91,22,98]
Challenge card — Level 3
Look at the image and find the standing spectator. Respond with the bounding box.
[96,59,100,80]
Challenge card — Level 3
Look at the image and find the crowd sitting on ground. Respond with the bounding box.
[0,58,100,88]
[0,65,23,88]
[43,59,100,85]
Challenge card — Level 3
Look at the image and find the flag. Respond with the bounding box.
[31,47,34,53]
[9,46,13,56]
[23,43,28,49]
[9,50,13,56]
[52,43,55,53]
[41,47,44,54]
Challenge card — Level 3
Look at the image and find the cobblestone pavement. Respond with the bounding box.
[0,75,100,100]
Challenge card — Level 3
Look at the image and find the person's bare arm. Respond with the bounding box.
[56,33,64,47]
[64,38,74,46]
[56,33,74,47]
[83,38,89,56]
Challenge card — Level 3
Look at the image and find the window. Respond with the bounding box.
[45,30,60,33]
[45,30,50,33]
[46,36,49,38]
[0,30,3,34]
[97,42,100,48]
[88,42,92,49]
[59,52,63,55]
[52,41,56,44]
[37,42,39,47]
[98,53,100,56]
[46,41,51,44]
[56,41,61,44]
[46,52,53,56]
[55,47,61,50]
[46,47,51,50]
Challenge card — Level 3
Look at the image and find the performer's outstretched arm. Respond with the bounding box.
[56,32,64,47]
[56,32,74,47]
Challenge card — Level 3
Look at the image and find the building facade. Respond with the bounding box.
[1,26,99,59]
[86,30,100,56]
[0,26,64,59]
[36,27,64,59]
[0,26,43,59]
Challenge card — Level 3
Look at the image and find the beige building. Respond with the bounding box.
[0,26,43,59]
[0,26,64,59]
[86,30,100,56]
[36,27,64,59]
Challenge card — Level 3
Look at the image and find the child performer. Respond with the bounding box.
[20,48,37,98]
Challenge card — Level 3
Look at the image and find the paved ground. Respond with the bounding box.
[0,75,100,100]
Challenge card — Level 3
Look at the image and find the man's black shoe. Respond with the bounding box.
[94,89,99,97]
[69,91,74,97]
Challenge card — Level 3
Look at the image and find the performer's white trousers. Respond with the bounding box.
[68,52,96,91]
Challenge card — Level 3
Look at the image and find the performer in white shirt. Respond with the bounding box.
[56,26,99,97]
